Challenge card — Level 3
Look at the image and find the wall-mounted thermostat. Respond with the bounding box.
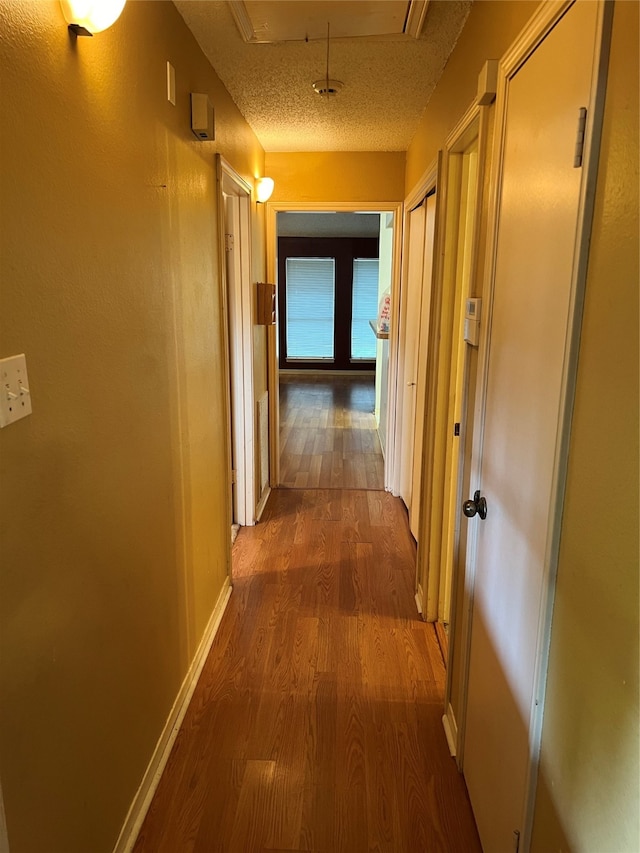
[464,297,482,346]
[191,93,215,141]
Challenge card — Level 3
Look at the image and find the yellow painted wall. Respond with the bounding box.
[405,0,538,195]
[0,2,264,851]
[531,3,639,849]
[266,151,405,203]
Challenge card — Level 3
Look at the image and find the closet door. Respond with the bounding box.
[399,194,436,540]
[462,3,604,848]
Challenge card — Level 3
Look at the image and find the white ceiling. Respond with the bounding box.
[173,0,472,152]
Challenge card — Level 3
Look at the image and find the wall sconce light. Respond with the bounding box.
[256,177,275,204]
[60,0,127,36]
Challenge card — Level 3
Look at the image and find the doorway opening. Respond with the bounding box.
[266,205,402,492]
[413,109,484,664]
[431,131,480,656]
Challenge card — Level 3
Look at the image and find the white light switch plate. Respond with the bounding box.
[0,354,32,428]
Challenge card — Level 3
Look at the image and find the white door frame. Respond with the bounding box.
[412,102,486,611]
[265,201,403,489]
[398,160,438,525]
[217,155,256,527]
[433,102,488,755]
[400,158,439,611]
[397,201,426,515]
[395,182,438,544]
[456,2,612,849]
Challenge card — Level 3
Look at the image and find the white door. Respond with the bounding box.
[398,202,425,517]
[399,195,436,539]
[462,3,602,850]
[410,194,436,537]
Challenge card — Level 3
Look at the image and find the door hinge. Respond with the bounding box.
[512,829,521,853]
[225,233,234,252]
[231,469,237,484]
[454,422,460,436]
[573,107,587,168]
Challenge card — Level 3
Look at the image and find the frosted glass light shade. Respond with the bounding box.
[60,0,126,34]
[256,177,275,203]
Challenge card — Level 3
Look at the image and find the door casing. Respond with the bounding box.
[265,202,403,489]
[217,156,256,528]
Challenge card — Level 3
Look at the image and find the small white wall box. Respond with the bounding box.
[464,298,482,346]
[191,93,215,140]
[477,60,498,106]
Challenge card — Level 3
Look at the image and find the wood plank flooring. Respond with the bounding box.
[279,375,384,490]
[133,489,481,853]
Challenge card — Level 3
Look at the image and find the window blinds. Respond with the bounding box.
[351,258,379,360]
[285,257,336,360]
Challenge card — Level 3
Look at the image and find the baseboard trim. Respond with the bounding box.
[255,485,271,522]
[0,775,9,853]
[415,583,425,620]
[113,576,232,853]
[442,703,458,758]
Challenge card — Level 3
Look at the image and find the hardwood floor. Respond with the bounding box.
[279,375,384,490]
[133,489,481,853]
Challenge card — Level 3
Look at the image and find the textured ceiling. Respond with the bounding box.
[173,0,472,152]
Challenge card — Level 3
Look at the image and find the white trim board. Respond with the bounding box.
[113,578,232,853]
[0,775,9,853]
[414,584,425,618]
[442,704,458,759]
[405,157,438,213]
[255,485,271,521]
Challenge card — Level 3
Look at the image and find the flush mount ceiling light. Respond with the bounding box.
[60,0,126,36]
[256,177,275,203]
[312,79,344,97]
[312,23,343,98]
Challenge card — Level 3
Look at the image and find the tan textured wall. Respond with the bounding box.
[0,2,264,852]
[405,0,538,194]
[531,3,639,849]
[266,151,406,203]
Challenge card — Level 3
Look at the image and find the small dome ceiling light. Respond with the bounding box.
[312,23,343,97]
[312,79,344,97]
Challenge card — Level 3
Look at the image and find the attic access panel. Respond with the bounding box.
[229,0,429,43]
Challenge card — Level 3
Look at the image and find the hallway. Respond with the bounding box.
[133,488,481,852]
